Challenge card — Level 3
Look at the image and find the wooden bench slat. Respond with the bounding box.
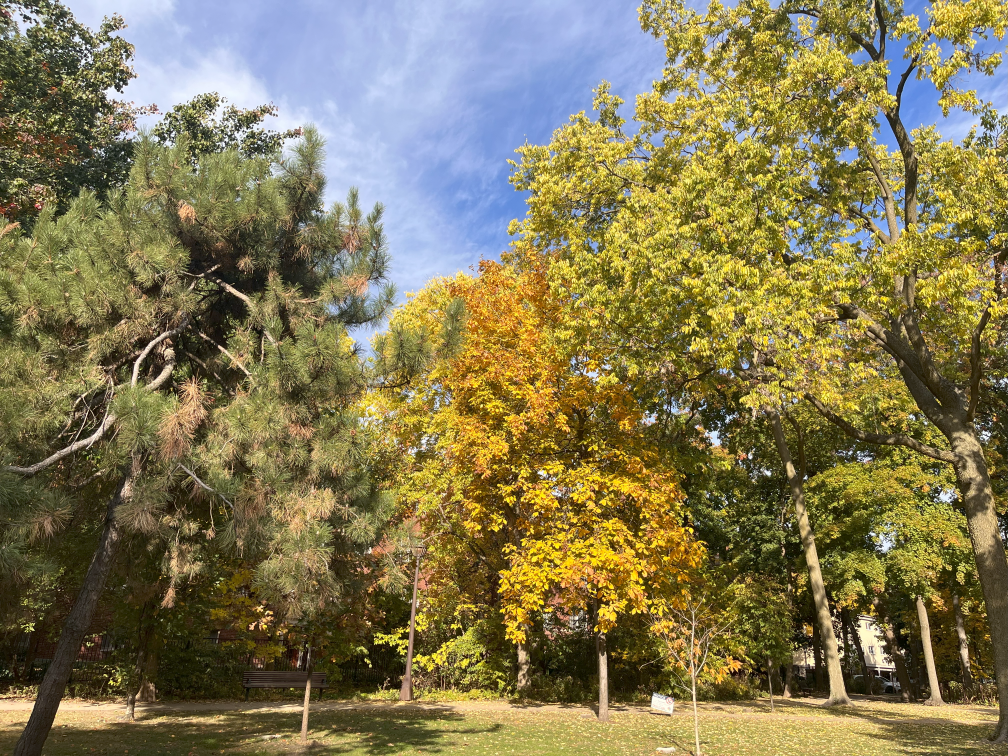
[242,671,327,688]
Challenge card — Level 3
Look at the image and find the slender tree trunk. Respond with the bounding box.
[769,414,850,705]
[812,620,823,692]
[948,433,1008,736]
[844,609,872,693]
[915,597,944,706]
[911,637,923,700]
[400,551,421,702]
[767,657,775,712]
[14,462,137,756]
[783,658,794,698]
[841,612,852,680]
[691,654,701,756]
[17,626,42,685]
[953,593,975,692]
[517,638,530,695]
[872,597,912,702]
[597,628,609,723]
[300,654,313,745]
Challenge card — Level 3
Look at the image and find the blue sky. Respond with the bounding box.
[67,1,1005,303]
[67,0,666,301]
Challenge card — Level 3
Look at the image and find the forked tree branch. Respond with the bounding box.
[3,410,117,476]
[206,274,278,347]
[5,323,187,477]
[805,394,956,463]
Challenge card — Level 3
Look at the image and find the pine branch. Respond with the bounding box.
[5,323,187,477]
[197,331,252,378]
[132,316,190,387]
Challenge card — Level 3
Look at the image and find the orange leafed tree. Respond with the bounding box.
[383,255,703,715]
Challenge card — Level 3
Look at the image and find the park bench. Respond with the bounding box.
[242,670,328,701]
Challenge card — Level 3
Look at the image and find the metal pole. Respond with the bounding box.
[400,551,422,702]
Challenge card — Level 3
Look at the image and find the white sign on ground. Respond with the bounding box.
[650,693,675,715]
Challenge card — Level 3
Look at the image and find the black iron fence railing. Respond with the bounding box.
[1,633,405,696]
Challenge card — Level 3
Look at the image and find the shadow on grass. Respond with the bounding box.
[0,706,498,755]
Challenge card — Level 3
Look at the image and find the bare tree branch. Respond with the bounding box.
[4,410,117,476]
[967,305,992,424]
[132,317,190,387]
[205,274,278,347]
[176,463,234,511]
[197,331,252,378]
[805,394,956,463]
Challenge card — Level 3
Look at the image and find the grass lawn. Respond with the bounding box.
[0,698,1001,755]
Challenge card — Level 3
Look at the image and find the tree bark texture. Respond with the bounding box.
[400,552,421,703]
[517,639,530,695]
[949,435,1008,733]
[953,593,975,692]
[597,628,609,723]
[915,597,945,705]
[14,461,138,756]
[767,657,775,712]
[769,414,850,705]
[300,647,313,745]
[812,620,824,692]
[841,612,854,679]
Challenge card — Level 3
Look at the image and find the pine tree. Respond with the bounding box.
[0,127,396,755]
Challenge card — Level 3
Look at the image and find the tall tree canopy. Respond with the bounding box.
[0,128,396,755]
[510,0,1008,734]
[380,257,703,715]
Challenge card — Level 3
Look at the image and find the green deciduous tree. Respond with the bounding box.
[0,0,139,222]
[509,0,1008,732]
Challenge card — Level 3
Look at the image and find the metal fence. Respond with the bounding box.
[2,632,404,696]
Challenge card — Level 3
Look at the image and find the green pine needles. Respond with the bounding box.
[0,128,397,746]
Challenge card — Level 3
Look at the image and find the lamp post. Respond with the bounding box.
[400,544,425,702]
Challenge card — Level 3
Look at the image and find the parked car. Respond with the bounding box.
[851,675,891,694]
[883,679,901,695]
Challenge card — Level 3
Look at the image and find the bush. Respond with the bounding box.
[945,680,998,705]
[412,624,510,694]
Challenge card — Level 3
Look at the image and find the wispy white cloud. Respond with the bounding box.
[61,0,663,299]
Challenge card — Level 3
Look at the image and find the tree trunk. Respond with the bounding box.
[691,655,701,756]
[948,433,1008,735]
[300,646,313,746]
[769,414,850,705]
[915,596,944,706]
[517,639,530,695]
[911,637,923,700]
[953,593,975,692]
[400,551,421,702]
[783,658,794,698]
[872,597,911,702]
[841,611,852,680]
[767,657,775,712]
[597,628,609,723]
[812,620,824,692]
[844,609,872,693]
[14,461,137,756]
[17,626,42,685]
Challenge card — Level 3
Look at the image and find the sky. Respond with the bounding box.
[65,0,667,302]
[65,1,1005,304]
